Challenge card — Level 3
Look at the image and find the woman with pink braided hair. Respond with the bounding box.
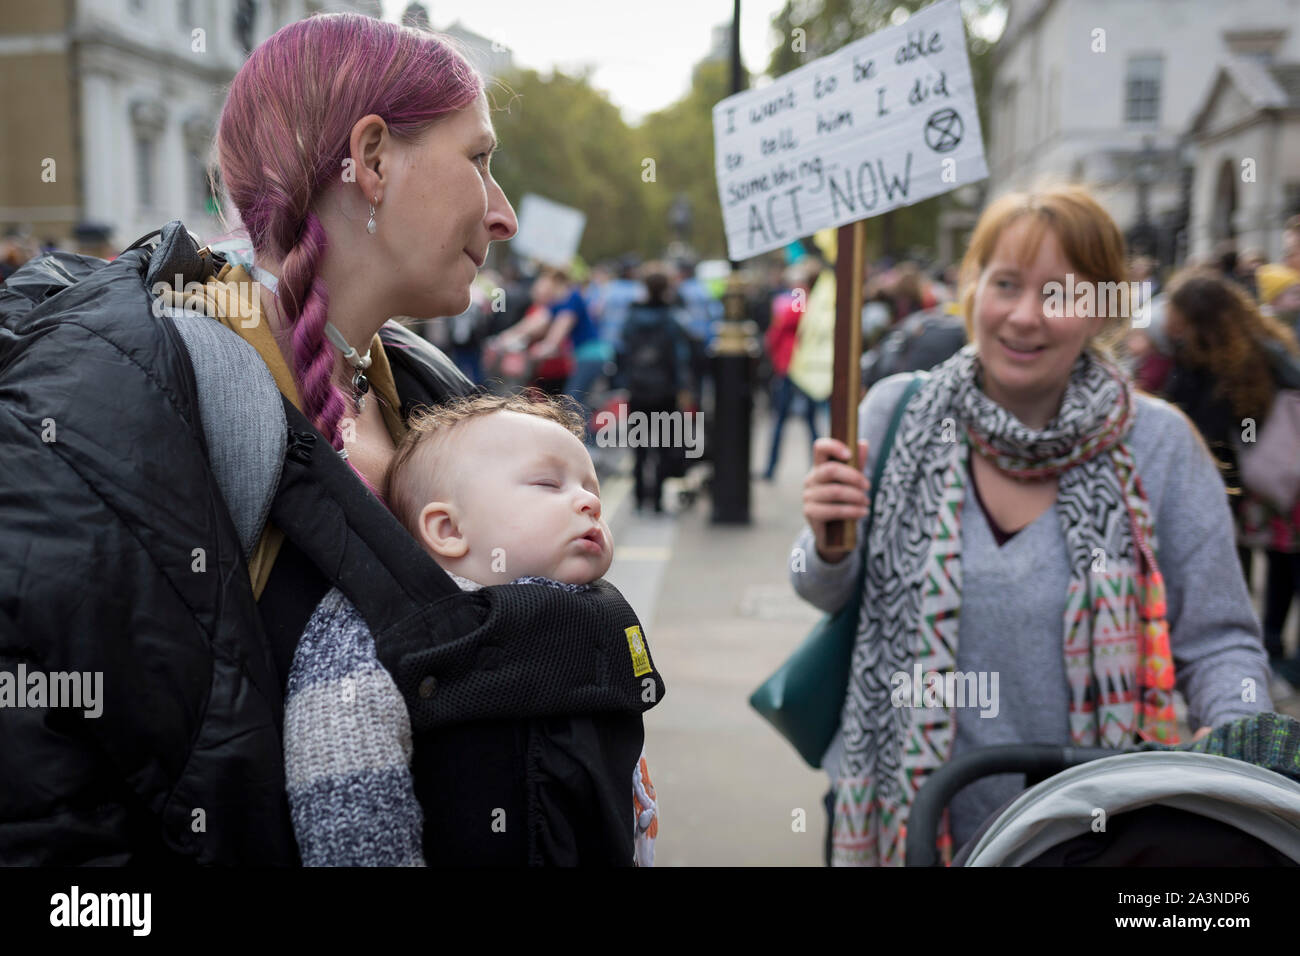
[216,13,515,500]
[0,13,663,866]
[213,14,661,867]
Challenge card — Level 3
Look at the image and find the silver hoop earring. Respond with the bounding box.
[366,198,377,235]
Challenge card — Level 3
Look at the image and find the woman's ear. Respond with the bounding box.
[417,501,468,559]
[349,113,389,204]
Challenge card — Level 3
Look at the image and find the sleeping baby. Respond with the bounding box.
[286,391,659,866]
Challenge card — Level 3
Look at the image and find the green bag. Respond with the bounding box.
[749,374,924,768]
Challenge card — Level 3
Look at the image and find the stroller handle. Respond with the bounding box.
[905,743,1124,867]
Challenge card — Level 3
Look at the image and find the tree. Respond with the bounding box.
[636,59,743,262]
[488,68,651,263]
[488,60,750,264]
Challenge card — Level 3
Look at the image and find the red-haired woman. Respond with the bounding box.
[792,186,1273,866]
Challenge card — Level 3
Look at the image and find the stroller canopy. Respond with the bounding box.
[960,751,1300,866]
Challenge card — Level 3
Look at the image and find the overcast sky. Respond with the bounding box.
[381,0,826,123]
[378,1,1007,124]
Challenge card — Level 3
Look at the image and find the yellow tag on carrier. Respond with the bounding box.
[624,625,652,677]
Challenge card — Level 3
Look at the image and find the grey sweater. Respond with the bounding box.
[790,373,1274,849]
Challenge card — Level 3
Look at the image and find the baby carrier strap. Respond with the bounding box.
[130,220,286,560]
[160,312,285,558]
[268,396,665,725]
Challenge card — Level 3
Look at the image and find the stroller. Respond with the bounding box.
[905,713,1300,866]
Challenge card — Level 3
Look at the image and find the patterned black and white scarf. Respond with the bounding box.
[831,344,1176,866]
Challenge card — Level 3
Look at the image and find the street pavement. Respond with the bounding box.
[599,409,1300,867]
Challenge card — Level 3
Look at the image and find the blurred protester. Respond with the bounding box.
[1214,240,1239,282]
[755,258,787,334]
[589,259,644,352]
[562,287,615,437]
[785,262,835,441]
[73,221,116,261]
[1258,263,1300,337]
[583,261,615,320]
[889,261,927,323]
[674,258,722,346]
[859,302,967,392]
[1129,254,1161,298]
[861,270,894,347]
[489,266,590,398]
[1124,252,1171,394]
[1283,215,1300,273]
[486,257,530,336]
[1124,293,1175,394]
[941,262,961,295]
[0,229,32,282]
[672,259,720,411]
[618,263,693,513]
[444,279,494,384]
[927,264,956,305]
[1238,247,1267,300]
[1162,268,1300,686]
[762,261,822,481]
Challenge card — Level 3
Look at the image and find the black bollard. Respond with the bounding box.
[709,274,760,524]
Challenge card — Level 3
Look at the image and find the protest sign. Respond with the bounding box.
[510,193,587,267]
[712,0,987,261]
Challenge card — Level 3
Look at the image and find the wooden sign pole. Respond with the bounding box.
[824,219,866,552]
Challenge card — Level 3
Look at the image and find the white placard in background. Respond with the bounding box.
[510,193,587,267]
[712,0,987,261]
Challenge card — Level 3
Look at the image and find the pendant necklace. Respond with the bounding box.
[323,321,372,413]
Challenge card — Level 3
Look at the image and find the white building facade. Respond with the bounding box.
[1185,53,1300,261]
[988,0,1300,265]
[77,0,381,247]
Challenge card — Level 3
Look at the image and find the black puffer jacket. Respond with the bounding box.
[0,226,662,865]
[0,239,301,863]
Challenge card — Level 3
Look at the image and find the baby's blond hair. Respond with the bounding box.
[386,390,587,541]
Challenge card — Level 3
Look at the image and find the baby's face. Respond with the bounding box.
[441,411,613,585]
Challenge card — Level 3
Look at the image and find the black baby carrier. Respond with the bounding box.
[0,221,664,865]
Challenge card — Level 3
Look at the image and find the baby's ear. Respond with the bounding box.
[417,501,468,559]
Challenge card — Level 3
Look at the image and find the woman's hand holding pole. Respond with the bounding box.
[802,437,870,564]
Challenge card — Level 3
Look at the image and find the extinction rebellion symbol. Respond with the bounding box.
[924,108,964,153]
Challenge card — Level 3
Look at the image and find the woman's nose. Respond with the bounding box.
[1008,286,1047,326]
[486,179,517,241]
